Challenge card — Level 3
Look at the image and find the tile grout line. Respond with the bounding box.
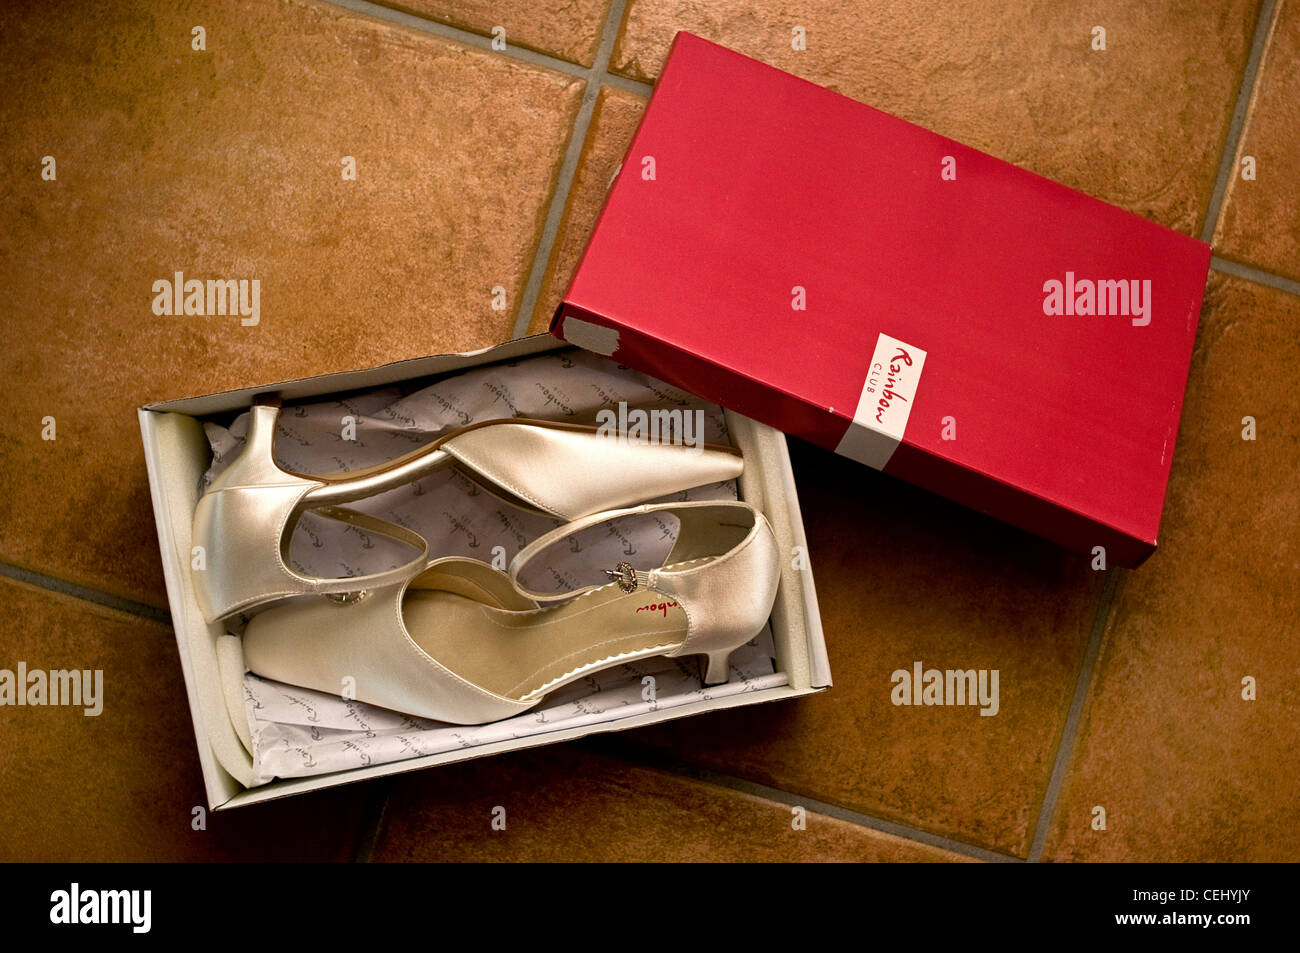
[0,561,170,624]
[1199,0,1278,244]
[1210,255,1300,296]
[321,0,589,78]
[1024,568,1121,862]
[509,0,634,340]
[319,0,654,94]
[587,737,1020,862]
[600,71,655,97]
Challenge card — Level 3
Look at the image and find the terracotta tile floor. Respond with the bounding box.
[1,0,1295,861]
[1213,0,1300,282]
[0,0,582,607]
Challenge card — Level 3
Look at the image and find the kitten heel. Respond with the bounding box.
[701,650,732,686]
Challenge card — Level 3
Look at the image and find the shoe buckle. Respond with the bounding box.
[326,589,369,605]
[604,562,638,593]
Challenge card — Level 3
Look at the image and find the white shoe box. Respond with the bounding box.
[138,334,830,810]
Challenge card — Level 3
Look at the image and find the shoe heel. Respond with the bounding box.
[208,394,282,492]
[701,650,731,685]
[244,395,282,460]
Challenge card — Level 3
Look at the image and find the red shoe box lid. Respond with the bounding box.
[552,32,1211,567]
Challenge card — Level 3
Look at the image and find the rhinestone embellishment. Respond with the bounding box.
[605,562,638,593]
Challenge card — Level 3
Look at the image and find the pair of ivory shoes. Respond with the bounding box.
[193,396,780,725]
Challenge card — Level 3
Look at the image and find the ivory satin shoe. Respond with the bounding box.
[192,396,744,623]
[241,500,780,724]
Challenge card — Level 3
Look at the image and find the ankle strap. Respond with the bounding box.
[304,504,430,594]
[506,500,754,603]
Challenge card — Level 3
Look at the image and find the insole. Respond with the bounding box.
[405,585,690,701]
[281,417,740,484]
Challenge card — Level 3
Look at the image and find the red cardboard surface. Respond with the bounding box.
[555,32,1212,566]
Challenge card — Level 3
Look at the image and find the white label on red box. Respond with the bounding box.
[836,332,927,470]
